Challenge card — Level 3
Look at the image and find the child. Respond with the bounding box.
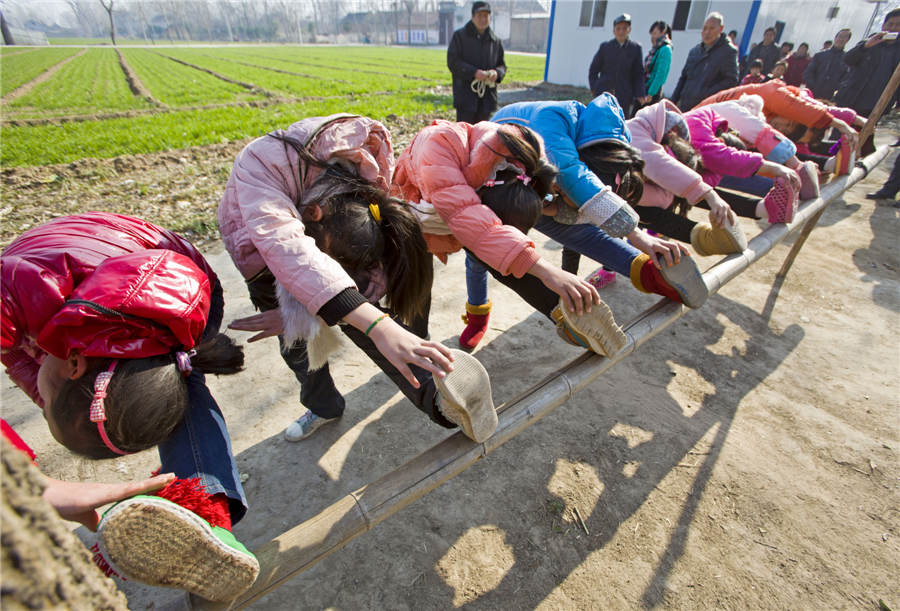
[766,60,788,81]
[741,59,766,85]
[454,95,709,350]
[1,212,258,602]
[393,118,628,358]
[684,104,803,223]
[219,114,498,444]
[627,100,748,256]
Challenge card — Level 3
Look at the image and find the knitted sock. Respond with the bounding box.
[155,478,232,531]
[630,254,682,303]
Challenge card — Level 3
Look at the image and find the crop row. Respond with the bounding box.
[1,47,81,96]
[1,90,453,166]
[5,48,154,118]
[120,49,264,106]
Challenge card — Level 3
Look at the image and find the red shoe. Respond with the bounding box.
[833,138,855,177]
[459,301,491,350]
[764,176,798,223]
[630,254,708,309]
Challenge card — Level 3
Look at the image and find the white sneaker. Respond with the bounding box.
[283,411,340,442]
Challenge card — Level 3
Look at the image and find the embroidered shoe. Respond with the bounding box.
[763,176,798,224]
[434,349,497,442]
[97,495,259,602]
[284,410,340,442]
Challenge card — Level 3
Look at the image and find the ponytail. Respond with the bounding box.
[49,335,244,459]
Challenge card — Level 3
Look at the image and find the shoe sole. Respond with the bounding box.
[434,349,497,443]
[764,180,797,224]
[99,497,259,602]
[722,219,748,252]
[798,162,820,200]
[559,301,627,357]
[660,257,709,309]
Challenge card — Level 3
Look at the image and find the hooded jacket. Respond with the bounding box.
[671,33,739,111]
[218,114,394,326]
[491,94,631,213]
[1,212,214,407]
[627,100,713,208]
[392,120,541,277]
[695,80,839,129]
[684,106,764,186]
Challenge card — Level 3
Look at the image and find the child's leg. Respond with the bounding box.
[245,268,344,420]
[561,248,581,274]
[717,174,774,198]
[631,205,697,243]
[535,216,639,277]
[157,371,248,524]
[706,188,764,219]
[461,252,492,350]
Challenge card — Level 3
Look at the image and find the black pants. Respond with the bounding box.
[875,153,900,198]
[466,250,559,319]
[456,105,494,124]
[634,186,763,243]
[244,268,451,428]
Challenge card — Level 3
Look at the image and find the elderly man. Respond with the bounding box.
[587,13,645,117]
[671,12,738,111]
[836,9,900,120]
[803,28,851,101]
[446,0,506,123]
[745,27,780,75]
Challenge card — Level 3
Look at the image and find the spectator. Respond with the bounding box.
[822,40,833,51]
[836,9,900,119]
[640,20,673,106]
[783,42,812,86]
[741,59,766,84]
[746,27,780,75]
[588,13,645,117]
[866,145,900,203]
[671,12,739,111]
[766,60,788,81]
[780,42,794,58]
[803,28,851,101]
[447,1,506,123]
[728,29,739,46]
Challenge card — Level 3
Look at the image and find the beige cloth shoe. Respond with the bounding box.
[435,350,498,442]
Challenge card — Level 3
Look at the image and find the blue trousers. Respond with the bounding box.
[465,216,641,306]
[157,280,248,524]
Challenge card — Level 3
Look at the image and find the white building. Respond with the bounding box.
[544,0,887,97]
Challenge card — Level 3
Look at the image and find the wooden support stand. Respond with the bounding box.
[191,146,890,611]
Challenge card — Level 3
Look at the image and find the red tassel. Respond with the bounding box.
[154,477,232,531]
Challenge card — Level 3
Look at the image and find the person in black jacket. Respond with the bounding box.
[671,12,739,111]
[744,27,780,76]
[587,13,645,117]
[446,1,506,123]
[803,28,851,100]
[836,9,900,119]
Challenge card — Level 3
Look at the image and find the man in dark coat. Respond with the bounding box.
[446,1,506,123]
[587,13,645,117]
[803,28,851,100]
[745,27,780,76]
[671,13,739,111]
[836,9,900,118]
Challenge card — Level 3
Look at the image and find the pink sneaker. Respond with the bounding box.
[764,176,798,224]
[586,267,617,290]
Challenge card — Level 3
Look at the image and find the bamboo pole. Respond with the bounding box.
[192,146,890,611]
[856,59,900,155]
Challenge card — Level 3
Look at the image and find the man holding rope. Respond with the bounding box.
[447,1,506,124]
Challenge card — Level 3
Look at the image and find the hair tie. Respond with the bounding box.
[484,179,504,188]
[615,173,622,188]
[175,350,196,377]
[369,202,381,222]
[89,360,130,456]
[516,173,532,185]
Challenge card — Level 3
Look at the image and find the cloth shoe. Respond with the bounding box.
[550,300,627,357]
[690,221,747,256]
[763,176,798,224]
[458,301,491,350]
[284,410,340,442]
[434,349,497,442]
[630,254,708,309]
[97,483,259,602]
[796,160,820,200]
[585,267,617,290]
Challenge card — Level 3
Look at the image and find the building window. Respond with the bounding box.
[579,0,608,28]
[673,0,711,31]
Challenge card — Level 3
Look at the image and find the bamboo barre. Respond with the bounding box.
[192,146,890,610]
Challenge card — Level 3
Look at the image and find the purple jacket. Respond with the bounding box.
[684,106,764,187]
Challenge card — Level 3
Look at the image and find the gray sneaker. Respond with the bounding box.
[283,411,340,442]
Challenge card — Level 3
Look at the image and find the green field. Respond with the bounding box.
[0,45,545,167]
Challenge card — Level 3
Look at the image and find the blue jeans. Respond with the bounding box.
[156,280,247,524]
[718,174,773,197]
[464,216,642,306]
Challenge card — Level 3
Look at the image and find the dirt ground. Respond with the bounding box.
[1,120,898,610]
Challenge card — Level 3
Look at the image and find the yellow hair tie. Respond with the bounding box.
[369,202,381,222]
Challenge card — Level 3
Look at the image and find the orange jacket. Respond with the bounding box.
[695,80,833,129]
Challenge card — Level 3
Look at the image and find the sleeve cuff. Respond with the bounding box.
[317,288,368,326]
